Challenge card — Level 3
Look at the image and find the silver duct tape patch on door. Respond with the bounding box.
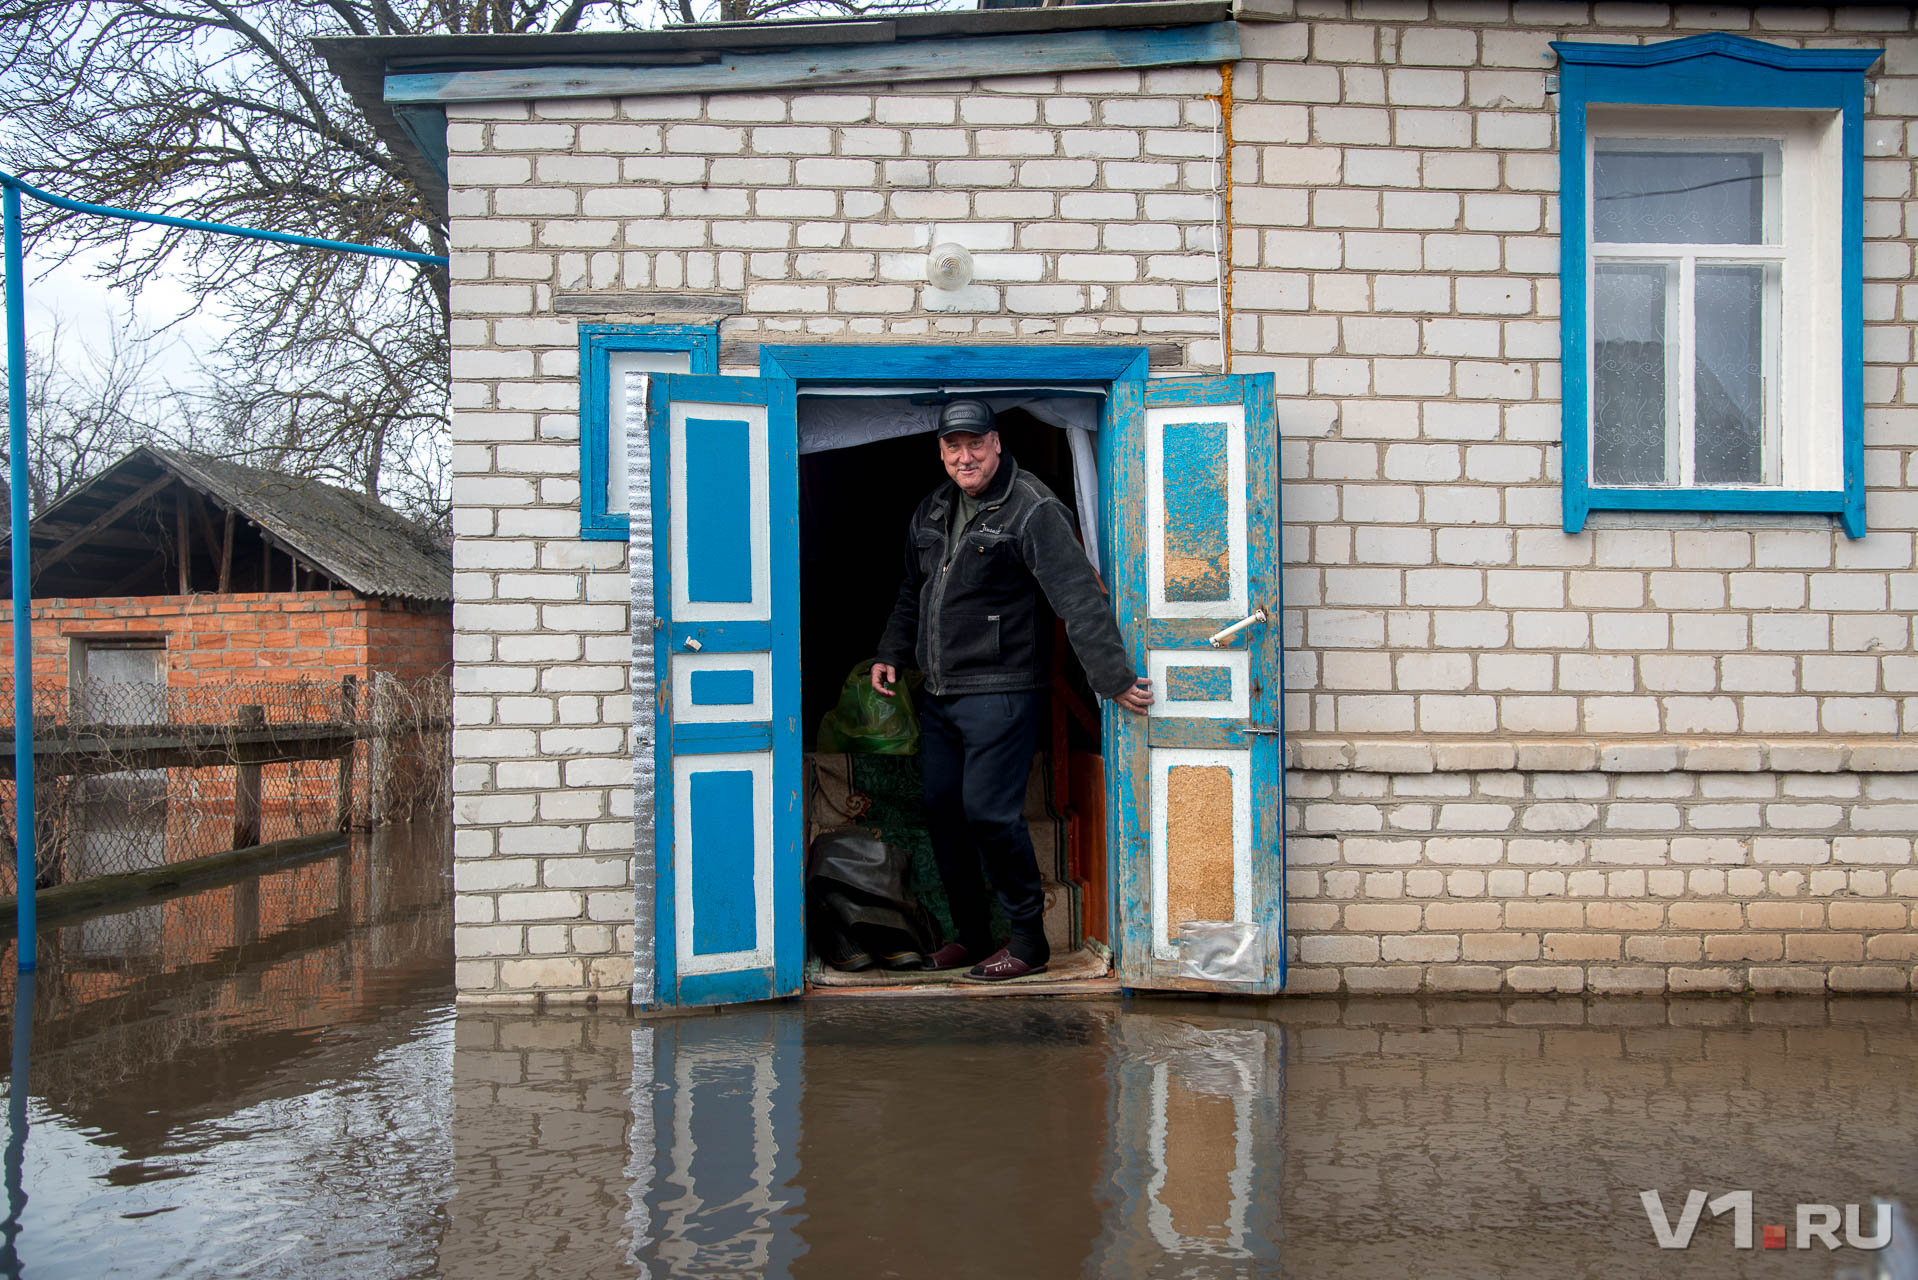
[627,374,657,1005]
[1173,920,1271,985]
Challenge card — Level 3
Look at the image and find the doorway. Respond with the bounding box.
[636,346,1280,1011]
[796,397,1112,990]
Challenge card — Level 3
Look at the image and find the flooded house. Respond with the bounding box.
[319,0,1918,1008]
[0,447,453,879]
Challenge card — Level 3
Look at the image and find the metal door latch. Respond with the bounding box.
[1208,607,1268,648]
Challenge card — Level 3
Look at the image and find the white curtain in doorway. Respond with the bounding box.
[796,387,1105,574]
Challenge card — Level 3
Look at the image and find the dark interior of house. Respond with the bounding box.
[798,407,1109,980]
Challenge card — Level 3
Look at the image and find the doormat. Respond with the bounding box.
[808,942,1112,989]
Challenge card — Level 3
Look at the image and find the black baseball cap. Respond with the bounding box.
[936,398,994,438]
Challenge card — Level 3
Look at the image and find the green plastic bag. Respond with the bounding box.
[817,660,921,755]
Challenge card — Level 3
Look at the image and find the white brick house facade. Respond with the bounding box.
[327,0,1918,1003]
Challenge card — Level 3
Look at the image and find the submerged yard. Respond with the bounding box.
[4,825,1916,1278]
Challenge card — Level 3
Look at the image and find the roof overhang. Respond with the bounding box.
[4,446,452,604]
[315,3,1238,224]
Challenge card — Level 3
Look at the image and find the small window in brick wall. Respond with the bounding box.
[577,325,718,540]
[1555,35,1881,538]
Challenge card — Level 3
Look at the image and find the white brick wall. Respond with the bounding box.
[1286,738,1918,994]
[443,2,1918,1000]
[1250,5,1918,747]
[445,69,1227,998]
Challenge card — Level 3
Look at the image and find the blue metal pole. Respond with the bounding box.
[2,185,31,974]
[0,170,445,268]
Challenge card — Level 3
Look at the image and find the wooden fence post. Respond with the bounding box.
[368,671,391,828]
[233,703,263,849]
[337,674,358,832]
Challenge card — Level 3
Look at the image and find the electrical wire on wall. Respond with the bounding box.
[1209,64,1235,375]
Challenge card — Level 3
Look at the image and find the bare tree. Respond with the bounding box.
[1,316,184,513]
[0,0,958,529]
[0,0,479,525]
[655,0,959,23]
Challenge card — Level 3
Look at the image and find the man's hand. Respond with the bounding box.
[871,662,899,698]
[1114,678,1154,714]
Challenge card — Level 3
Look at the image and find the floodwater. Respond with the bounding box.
[3,827,1918,1279]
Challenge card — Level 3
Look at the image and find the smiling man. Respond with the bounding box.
[872,398,1152,981]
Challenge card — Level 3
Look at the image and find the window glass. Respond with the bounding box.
[1694,263,1775,485]
[1590,137,1785,490]
[1593,261,1671,486]
[1593,146,1774,245]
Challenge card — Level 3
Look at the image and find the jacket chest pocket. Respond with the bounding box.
[911,527,945,578]
[960,531,1018,579]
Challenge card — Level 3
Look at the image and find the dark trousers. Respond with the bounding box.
[920,690,1049,962]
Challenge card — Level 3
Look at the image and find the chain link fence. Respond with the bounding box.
[0,673,450,896]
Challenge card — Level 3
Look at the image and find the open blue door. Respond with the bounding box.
[637,373,802,1009]
[1105,374,1283,993]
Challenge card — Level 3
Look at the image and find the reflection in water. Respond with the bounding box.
[2,973,30,1280]
[3,821,454,1280]
[66,780,169,961]
[633,1013,804,1278]
[1096,1018,1283,1278]
[10,848,1918,1280]
[439,998,1918,1280]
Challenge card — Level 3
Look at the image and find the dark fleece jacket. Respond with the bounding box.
[876,453,1136,698]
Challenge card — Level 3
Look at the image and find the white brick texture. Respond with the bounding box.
[444,1,1918,1000]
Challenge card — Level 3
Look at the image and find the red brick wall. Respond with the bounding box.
[365,600,456,683]
[0,590,451,689]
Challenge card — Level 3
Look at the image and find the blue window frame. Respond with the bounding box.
[578,324,718,540]
[1555,34,1881,538]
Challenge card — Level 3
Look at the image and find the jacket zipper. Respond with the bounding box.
[926,479,1011,696]
[929,559,949,695]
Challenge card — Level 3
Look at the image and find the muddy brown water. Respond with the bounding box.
[3,824,1916,1279]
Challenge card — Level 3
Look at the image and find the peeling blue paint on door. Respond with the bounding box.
[1161,421,1232,604]
[1164,665,1233,703]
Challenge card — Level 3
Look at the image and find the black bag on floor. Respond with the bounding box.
[806,828,943,972]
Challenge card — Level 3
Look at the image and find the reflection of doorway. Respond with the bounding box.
[622,1004,1282,1274]
[796,398,1109,986]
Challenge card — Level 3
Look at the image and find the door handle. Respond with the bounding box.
[1241,725,1281,736]
[1208,607,1268,649]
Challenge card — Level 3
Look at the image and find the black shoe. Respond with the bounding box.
[824,946,875,973]
[877,948,927,971]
